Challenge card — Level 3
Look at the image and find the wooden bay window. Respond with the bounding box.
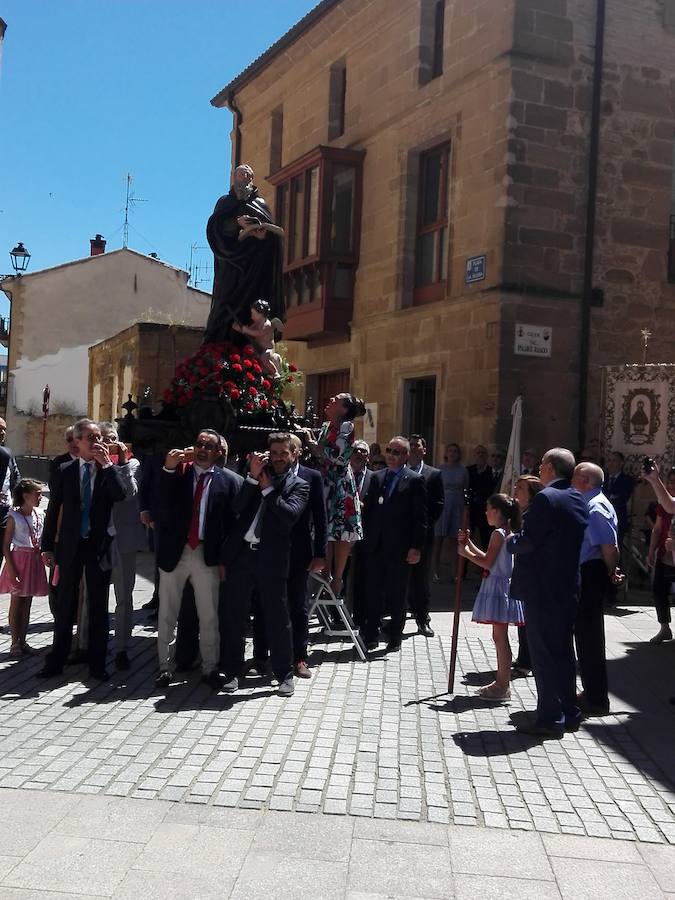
[270,145,364,342]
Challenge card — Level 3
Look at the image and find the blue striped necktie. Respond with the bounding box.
[80,463,92,537]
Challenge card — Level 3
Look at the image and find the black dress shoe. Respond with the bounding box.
[37,666,63,679]
[577,692,610,716]
[89,669,110,681]
[114,652,130,671]
[385,640,401,653]
[417,622,435,638]
[154,671,172,688]
[365,641,378,652]
[516,721,563,739]
[201,671,223,690]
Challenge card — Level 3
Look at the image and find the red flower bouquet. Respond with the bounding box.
[162,341,302,420]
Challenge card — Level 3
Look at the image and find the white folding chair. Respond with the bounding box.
[307,572,368,662]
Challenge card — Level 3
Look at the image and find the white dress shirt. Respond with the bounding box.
[243,475,274,544]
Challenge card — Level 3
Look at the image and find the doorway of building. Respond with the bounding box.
[402,376,437,462]
[316,369,350,422]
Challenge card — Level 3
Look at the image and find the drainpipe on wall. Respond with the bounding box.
[228,91,243,169]
[578,0,606,452]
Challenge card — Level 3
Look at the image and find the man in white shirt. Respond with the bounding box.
[155,430,242,690]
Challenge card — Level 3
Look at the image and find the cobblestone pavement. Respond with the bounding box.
[1,553,675,847]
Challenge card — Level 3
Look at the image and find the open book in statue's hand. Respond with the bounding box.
[237,218,285,241]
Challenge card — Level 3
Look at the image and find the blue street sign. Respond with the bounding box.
[465,255,486,284]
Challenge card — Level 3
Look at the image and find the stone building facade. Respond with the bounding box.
[211,0,675,462]
[0,245,210,455]
[88,323,203,425]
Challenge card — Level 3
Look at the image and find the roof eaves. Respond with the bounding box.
[1,247,189,281]
[210,0,342,108]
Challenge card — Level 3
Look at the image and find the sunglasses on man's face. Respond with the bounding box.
[194,440,219,451]
[83,433,101,443]
[385,447,403,456]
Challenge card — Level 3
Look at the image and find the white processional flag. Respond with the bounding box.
[500,395,523,496]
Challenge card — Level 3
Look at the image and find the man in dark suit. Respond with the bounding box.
[248,434,327,678]
[347,440,372,627]
[507,447,589,737]
[603,450,633,548]
[139,449,172,618]
[467,445,494,549]
[520,448,538,476]
[48,425,78,493]
[362,435,427,652]
[407,434,444,637]
[155,430,242,690]
[221,432,310,697]
[38,418,127,681]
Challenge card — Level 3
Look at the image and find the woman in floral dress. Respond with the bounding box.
[306,393,366,598]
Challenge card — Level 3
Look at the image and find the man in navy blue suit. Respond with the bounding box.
[154,430,243,690]
[361,436,427,652]
[507,447,589,737]
[248,434,327,678]
[220,433,310,697]
[603,450,634,548]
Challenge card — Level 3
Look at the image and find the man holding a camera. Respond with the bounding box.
[155,430,243,690]
[220,432,310,697]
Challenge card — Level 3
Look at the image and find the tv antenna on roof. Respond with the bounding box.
[123,173,148,249]
[187,242,213,290]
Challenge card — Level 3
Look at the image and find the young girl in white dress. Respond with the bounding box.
[0,479,49,657]
[457,493,524,700]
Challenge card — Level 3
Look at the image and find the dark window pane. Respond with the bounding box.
[421,152,442,225]
[438,226,447,282]
[333,265,352,298]
[415,232,437,286]
[431,0,445,79]
[330,165,355,254]
[291,176,304,261]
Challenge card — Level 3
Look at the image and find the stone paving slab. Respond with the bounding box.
[0,789,673,898]
[1,553,675,846]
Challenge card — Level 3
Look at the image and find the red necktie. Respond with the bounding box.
[187,472,207,549]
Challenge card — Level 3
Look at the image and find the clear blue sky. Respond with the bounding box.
[0,0,317,316]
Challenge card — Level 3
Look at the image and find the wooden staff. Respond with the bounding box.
[448,490,471,694]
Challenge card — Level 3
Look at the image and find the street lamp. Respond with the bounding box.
[9,243,30,274]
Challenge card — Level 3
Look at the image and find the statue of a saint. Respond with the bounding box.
[204,164,284,344]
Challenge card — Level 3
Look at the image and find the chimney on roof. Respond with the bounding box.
[90,234,106,256]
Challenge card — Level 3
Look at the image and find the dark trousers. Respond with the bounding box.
[653,559,675,624]
[348,543,368,627]
[408,539,433,625]
[524,593,579,727]
[221,548,293,681]
[514,624,531,669]
[47,538,112,675]
[252,561,310,663]
[363,550,410,644]
[575,559,610,707]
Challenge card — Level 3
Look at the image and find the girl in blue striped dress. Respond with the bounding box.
[457,493,524,700]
